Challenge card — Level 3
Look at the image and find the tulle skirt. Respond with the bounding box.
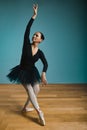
[7,65,41,85]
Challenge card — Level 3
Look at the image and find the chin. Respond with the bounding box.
[32,39,36,42]
[33,41,36,43]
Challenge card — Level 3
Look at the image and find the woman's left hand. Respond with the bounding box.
[41,72,47,85]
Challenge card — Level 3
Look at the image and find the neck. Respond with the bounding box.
[32,42,38,48]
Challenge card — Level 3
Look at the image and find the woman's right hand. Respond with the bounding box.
[32,4,38,19]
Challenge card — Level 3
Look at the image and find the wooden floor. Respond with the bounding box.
[0,84,87,130]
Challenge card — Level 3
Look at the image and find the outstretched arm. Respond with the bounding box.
[23,4,38,47]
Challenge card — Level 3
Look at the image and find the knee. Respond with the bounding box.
[33,84,40,95]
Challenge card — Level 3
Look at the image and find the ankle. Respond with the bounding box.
[36,108,41,114]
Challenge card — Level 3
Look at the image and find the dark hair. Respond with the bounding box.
[39,32,45,40]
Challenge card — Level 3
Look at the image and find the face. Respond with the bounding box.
[32,32,42,43]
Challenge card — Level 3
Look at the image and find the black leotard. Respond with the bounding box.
[20,18,48,72]
[7,18,48,85]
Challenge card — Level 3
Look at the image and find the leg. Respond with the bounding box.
[22,84,34,112]
[26,84,40,111]
[22,83,40,111]
[33,83,40,96]
[26,84,45,126]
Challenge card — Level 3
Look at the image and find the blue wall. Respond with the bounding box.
[0,0,87,84]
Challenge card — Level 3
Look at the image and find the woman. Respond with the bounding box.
[7,4,48,126]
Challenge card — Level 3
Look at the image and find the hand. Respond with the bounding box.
[41,72,48,86]
[33,4,38,15]
[32,4,38,19]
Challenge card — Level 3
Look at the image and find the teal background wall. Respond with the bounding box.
[0,0,87,84]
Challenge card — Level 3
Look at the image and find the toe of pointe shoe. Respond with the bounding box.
[39,111,46,126]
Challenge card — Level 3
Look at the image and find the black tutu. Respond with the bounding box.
[7,65,41,85]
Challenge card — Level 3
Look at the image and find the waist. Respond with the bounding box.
[20,63,35,70]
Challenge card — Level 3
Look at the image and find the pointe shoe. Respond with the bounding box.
[38,111,45,126]
[22,107,34,112]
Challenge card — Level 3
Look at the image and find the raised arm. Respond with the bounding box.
[23,4,38,47]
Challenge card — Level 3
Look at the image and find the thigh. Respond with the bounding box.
[33,83,40,96]
[22,84,30,95]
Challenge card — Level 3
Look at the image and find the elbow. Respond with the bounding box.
[46,62,48,70]
[43,62,48,72]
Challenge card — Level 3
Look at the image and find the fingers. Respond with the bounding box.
[32,4,38,19]
[41,79,48,86]
[33,4,38,9]
[41,72,47,86]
